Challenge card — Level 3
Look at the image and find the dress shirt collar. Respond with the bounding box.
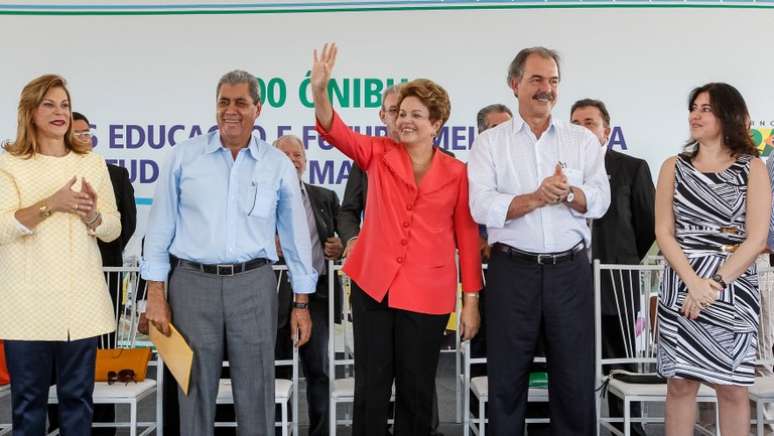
[511,111,557,137]
[204,131,264,160]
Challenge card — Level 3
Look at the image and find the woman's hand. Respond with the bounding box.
[311,43,338,130]
[311,43,337,95]
[47,176,93,217]
[682,277,722,319]
[460,294,481,341]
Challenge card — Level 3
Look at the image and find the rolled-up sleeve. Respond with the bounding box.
[276,159,317,294]
[0,169,30,245]
[572,134,610,219]
[140,151,180,282]
[93,160,121,243]
[467,134,514,228]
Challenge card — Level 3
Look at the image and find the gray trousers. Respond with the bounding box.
[169,262,278,436]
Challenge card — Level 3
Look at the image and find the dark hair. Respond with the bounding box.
[476,104,512,133]
[570,99,610,127]
[507,47,561,86]
[72,111,89,125]
[683,82,757,159]
[397,79,451,130]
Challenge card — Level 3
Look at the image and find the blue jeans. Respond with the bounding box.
[5,337,98,436]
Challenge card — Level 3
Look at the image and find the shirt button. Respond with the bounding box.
[406,204,413,211]
[396,257,404,264]
[401,239,408,246]
[402,221,410,228]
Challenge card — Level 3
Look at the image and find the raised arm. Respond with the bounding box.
[311,43,337,132]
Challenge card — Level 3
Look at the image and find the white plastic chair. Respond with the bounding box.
[0,384,10,435]
[594,261,719,436]
[48,266,159,436]
[749,262,774,436]
[214,348,299,436]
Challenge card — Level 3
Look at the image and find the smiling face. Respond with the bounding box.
[216,82,261,148]
[32,86,70,141]
[689,91,722,145]
[511,53,559,120]
[396,96,441,148]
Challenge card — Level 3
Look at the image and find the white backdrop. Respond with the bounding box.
[0,6,772,255]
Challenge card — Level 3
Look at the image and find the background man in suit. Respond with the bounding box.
[275,134,343,436]
[570,99,655,436]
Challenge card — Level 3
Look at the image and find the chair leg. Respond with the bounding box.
[130,401,138,436]
[330,399,337,436]
[624,399,630,436]
[479,399,486,436]
[759,402,765,436]
[714,402,720,436]
[464,398,470,436]
[282,402,288,436]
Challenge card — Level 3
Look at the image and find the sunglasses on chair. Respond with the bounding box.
[107,369,137,385]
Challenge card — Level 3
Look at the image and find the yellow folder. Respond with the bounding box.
[150,323,193,395]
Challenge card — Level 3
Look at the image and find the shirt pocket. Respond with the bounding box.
[242,177,277,219]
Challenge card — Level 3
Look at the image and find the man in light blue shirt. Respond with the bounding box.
[142,70,317,436]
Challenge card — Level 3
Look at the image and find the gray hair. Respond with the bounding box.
[217,70,261,104]
[381,84,402,110]
[506,47,561,87]
[273,135,306,157]
[476,104,513,133]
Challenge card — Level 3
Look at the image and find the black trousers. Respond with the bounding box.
[486,249,595,436]
[351,282,447,436]
[6,337,98,436]
[276,297,330,436]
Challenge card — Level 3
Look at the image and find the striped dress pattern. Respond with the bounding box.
[657,153,759,385]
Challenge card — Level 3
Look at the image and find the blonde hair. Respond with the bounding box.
[6,74,89,158]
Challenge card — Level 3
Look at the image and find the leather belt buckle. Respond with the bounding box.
[216,264,236,276]
[536,254,556,265]
[719,226,738,235]
[720,244,738,253]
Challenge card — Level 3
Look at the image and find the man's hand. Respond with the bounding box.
[291,307,312,347]
[145,281,172,336]
[479,237,491,261]
[137,312,150,335]
[343,237,358,258]
[324,236,344,260]
[538,164,570,204]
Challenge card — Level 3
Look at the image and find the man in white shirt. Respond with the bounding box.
[468,47,610,435]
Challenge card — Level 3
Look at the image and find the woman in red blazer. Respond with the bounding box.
[312,44,482,435]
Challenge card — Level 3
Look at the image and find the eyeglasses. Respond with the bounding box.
[107,369,136,385]
[73,131,92,140]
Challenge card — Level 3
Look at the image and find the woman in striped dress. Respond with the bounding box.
[655,82,771,435]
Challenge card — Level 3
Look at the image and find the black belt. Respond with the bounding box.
[493,242,585,265]
[176,257,270,276]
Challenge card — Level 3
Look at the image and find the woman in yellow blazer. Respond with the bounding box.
[0,74,120,435]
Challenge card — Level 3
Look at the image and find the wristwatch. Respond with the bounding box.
[292,301,309,309]
[565,188,575,204]
[711,273,727,288]
[39,204,53,218]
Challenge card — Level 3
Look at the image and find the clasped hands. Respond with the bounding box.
[537,164,571,205]
[681,276,724,320]
[47,176,100,228]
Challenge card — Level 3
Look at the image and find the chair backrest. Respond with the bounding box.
[594,260,663,382]
[102,266,143,349]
